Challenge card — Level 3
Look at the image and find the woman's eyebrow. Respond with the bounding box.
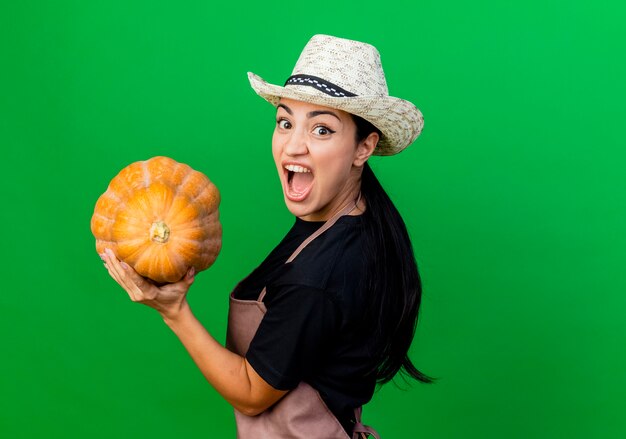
[277,104,341,122]
[307,110,341,121]
[277,103,293,114]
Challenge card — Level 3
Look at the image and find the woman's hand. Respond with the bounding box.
[100,247,195,321]
[100,248,287,414]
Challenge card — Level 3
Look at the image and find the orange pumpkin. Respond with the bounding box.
[91,156,222,283]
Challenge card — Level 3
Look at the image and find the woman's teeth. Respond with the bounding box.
[284,164,311,173]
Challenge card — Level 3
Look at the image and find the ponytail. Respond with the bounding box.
[353,115,434,384]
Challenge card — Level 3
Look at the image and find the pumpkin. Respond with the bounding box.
[91,156,222,283]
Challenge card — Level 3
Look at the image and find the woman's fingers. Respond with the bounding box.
[185,267,195,285]
[164,267,195,293]
[101,248,145,302]
[120,261,158,301]
[101,249,135,300]
[100,249,195,315]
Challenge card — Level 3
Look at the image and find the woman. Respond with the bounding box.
[101,34,432,438]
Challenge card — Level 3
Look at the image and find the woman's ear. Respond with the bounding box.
[353,131,379,167]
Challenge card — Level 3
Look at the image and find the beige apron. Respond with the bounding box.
[226,200,380,439]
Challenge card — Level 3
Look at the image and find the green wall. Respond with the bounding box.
[1,1,624,437]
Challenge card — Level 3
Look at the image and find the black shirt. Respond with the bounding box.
[232,214,377,434]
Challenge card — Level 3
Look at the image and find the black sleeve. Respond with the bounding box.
[245,283,341,391]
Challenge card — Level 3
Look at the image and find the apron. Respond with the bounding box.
[226,198,380,439]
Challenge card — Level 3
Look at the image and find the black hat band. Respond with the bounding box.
[284,74,357,98]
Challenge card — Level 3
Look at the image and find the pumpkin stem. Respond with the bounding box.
[150,221,170,243]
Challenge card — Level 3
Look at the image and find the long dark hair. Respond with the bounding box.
[353,114,434,385]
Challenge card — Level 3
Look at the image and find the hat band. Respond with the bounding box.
[284,74,357,98]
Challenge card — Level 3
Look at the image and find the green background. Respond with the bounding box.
[1,1,624,437]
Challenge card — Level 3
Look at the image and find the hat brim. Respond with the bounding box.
[248,72,423,156]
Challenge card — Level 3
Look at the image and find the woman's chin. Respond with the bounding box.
[283,197,311,218]
[282,194,323,221]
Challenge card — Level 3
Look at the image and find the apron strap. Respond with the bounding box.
[286,193,360,264]
[352,406,381,439]
[258,193,361,303]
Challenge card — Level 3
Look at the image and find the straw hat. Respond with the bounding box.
[248,34,424,155]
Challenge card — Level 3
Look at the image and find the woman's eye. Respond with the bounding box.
[313,126,333,136]
[277,119,292,129]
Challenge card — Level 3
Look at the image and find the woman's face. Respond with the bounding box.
[272,98,375,221]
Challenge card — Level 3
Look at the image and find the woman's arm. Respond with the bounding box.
[163,300,287,416]
[101,248,287,416]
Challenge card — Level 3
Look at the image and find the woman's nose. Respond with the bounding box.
[284,129,308,156]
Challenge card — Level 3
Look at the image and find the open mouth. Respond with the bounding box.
[284,164,314,202]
